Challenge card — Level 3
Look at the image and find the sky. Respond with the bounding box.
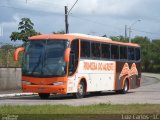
[0,0,160,44]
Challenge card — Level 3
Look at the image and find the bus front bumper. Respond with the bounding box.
[22,84,67,94]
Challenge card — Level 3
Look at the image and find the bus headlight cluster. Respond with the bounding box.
[53,82,65,86]
[22,80,31,85]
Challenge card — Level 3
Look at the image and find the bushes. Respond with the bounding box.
[0,44,22,68]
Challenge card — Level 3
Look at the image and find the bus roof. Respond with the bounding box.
[69,33,112,41]
[29,33,140,47]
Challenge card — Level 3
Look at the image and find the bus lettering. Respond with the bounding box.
[83,62,114,71]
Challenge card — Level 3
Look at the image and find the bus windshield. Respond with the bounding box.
[22,40,69,77]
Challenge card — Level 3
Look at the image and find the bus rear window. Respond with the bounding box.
[135,48,140,61]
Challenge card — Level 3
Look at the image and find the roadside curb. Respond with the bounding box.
[0,93,37,98]
[142,73,160,80]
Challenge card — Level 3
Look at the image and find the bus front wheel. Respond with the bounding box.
[73,82,85,99]
[38,93,50,99]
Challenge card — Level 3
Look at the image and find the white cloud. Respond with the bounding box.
[0,0,160,42]
[1,14,20,36]
[3,0,139,16]
[0,14,21,42]
[66,0,140,16]
[10,0,66,14]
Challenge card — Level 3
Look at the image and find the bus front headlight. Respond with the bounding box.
[22,80,31,85]
[53,82,65,86]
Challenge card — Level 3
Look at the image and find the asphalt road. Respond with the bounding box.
[0,75,160,106]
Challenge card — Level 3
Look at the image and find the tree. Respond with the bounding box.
[10,18,40,43]
[132,36,152,72]
[150,39,160,72]
[110,35,128,43]
[53,30,65,34]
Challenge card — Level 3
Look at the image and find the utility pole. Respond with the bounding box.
[125,25,127,41]
[128,19,141,43]
[129,26,132,43]
[65,6,69,34]
[64,0,79,34]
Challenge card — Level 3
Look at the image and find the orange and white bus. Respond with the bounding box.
[14,33,141,99]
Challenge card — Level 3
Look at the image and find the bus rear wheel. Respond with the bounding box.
[38,93,50,99]
[73,82,85,99]
[116,80,129,94]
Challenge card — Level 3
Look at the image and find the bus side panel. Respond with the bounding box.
[129,62,141,89]
[115,61,141,90]
[67,60,116,93]
[67,73,90,93]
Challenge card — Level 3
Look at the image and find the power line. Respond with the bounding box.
[65,0,79,33]
[70,15,160,37]
[68,0,78,14]
[69,15,124,36]
[27,0,65,8]
[70,14,124,31]
[1,2,159,37]
[132,28,160,35]
[6,0,65,8]
[0,5,64,16]
[0,4,124,35]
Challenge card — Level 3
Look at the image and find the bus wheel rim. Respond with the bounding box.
[78,84,83,95]
[124,82,128,91]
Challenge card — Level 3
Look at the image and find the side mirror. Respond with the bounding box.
[64,48,71,62]
[14,47,25,61]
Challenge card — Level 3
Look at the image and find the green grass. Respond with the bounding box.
[0,104,160,114]
[0,104,160,120]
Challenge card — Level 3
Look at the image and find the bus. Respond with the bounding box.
[14,33,141,99]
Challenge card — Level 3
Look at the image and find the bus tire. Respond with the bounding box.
[38,93,50,99]
[116,80,129,94]
[122,80,129,94]
[73,81,85,99]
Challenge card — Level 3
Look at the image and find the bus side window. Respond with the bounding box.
[128,47,135,61]
[69,39,79,76]
[101,43,110,59]
[111,45,119,60]
[135,48,140,61]
[91,42,100,58]
[81,40,90,58]
[120,46,127,60]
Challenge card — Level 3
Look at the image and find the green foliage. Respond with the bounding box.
[53,30,65,34]
[149,40,160,72]
[131,36,151,72]
[0,44,21,67]
[110,36,128,43]
[10,18,41,43]
[0,44,15,49]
